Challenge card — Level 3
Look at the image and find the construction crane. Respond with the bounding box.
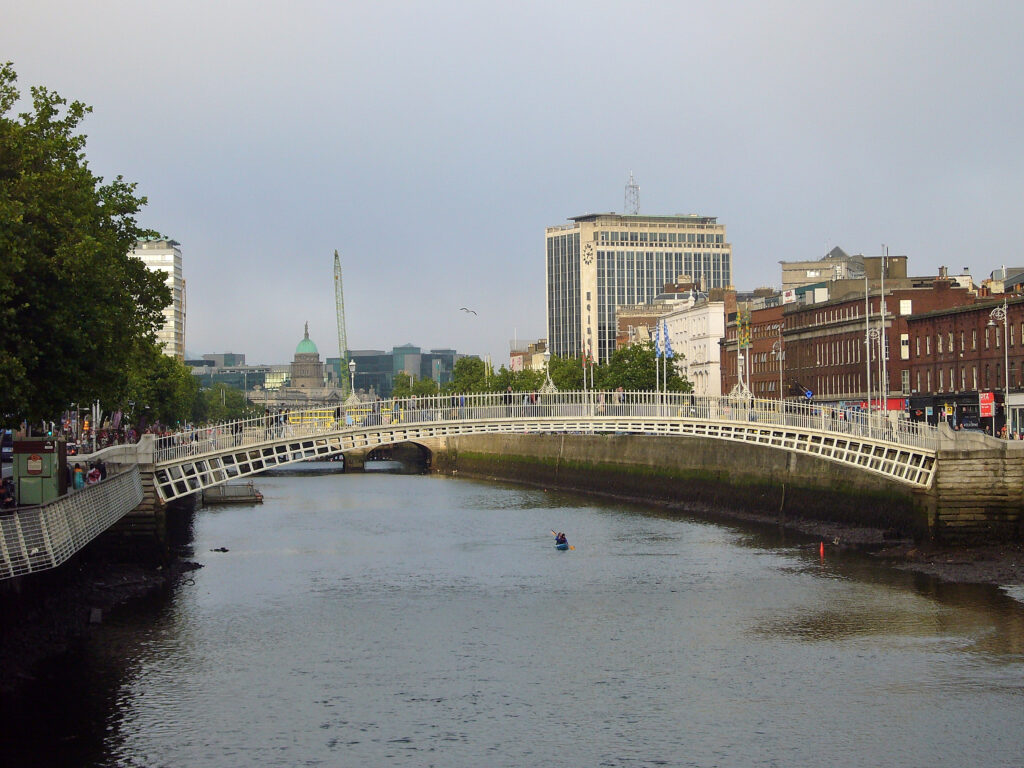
[333,250,351,396]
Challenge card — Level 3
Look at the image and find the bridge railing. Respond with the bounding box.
[153,391,938,464]
[0,466,145,580]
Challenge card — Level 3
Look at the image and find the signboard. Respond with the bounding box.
[782,289,796,304]
[26,454,43,475]
[980,391,994,418]
[925,406,933,417]
[945,403,954,416]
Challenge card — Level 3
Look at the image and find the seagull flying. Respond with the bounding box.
[460,307,478,315]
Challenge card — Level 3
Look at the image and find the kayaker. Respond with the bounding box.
[555,532,567,546]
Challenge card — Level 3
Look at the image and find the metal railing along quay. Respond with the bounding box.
[0,466,144,580]
[153,391,939,465]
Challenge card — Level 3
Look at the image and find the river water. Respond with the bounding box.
[5,467,1024,767]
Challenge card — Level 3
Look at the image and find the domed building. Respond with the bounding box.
[291,322,325,388]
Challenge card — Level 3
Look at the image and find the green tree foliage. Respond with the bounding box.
[489,365,545,394]
[192,383,261,424]
[411,377,439,397]
[1,64,171,425]
[446,356,489,393]
[547,355,585,390]
[123,341,199,427]
[599,342,690,392]
[391,371,413,399]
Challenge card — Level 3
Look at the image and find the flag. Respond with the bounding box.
[663,320,674,359]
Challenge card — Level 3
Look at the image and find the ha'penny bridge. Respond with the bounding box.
[3,391,1022,580]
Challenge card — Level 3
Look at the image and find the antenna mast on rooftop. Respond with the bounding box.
[333,250,351,396]
[624,171,639,215]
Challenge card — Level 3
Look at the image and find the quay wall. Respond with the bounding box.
[430,433,928,538]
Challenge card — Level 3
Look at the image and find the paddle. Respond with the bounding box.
[550,530,575,550]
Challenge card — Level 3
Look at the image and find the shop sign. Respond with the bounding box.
[980,391,994,418]
[26,454,43,475]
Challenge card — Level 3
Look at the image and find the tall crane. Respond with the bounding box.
[333,250,351,397]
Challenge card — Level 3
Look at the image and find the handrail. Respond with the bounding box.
[153,391,938,464]
[0,466,144,580]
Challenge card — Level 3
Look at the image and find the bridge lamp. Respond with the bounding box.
[988,299,1009,433]
[771,340,783,403]
[348,359,357,392]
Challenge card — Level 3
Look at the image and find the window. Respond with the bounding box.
[972,329,977,350]
[937,334,944,354]
[901,333,910,360]
[948,331,954,351]
[926,336,932,355]
[915,336,920,356]
[902,370,910,394]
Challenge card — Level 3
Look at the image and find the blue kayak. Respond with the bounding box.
[555,541,569,550]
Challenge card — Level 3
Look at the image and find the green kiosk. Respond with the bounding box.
[13,437,68,506]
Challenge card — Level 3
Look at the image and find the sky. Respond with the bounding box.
[3,1,1023,366]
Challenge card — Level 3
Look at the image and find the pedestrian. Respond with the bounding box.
[73,463,85,490]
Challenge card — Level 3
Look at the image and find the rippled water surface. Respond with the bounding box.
[8,469,1024,767]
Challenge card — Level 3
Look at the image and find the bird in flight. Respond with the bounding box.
[460,307,478,315]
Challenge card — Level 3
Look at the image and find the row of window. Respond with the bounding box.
[597,231,726,245]
[916,324,1023,356]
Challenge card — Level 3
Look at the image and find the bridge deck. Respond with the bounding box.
[151,392,938,502]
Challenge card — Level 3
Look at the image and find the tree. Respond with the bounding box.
[391,371,412,399]
[601,342,690,392]
[0,63,169,426]
[192,383,260,424]
[123,341,199,427]
[446,356,489,393]
[548,354,585,390]
[411,377,439,397]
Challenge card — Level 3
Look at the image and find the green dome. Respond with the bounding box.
[296,322,318,355]
[296,338,318,355]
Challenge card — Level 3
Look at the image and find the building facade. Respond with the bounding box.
[131,238,185,360]
[664,292,731,397]
[546,213,731,363]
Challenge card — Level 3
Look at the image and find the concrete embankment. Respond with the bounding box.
[431,433,927,540]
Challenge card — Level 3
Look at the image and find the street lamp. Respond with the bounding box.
[541,349,557,393]
[772,339,783,405]
[988,298,1009,434]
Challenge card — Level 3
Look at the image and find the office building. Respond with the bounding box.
[546,213,731,363]
[131,238,186,360]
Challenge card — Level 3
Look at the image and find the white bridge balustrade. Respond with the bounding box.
[0,466,144,580]
[152,391,940,502]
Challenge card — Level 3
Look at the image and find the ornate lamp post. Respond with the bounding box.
[346,359,360,407]
[541,350,557,394]
[988,298,1009,434]
[772,339,783,404]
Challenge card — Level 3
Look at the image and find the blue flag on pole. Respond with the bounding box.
[663,320,674,359]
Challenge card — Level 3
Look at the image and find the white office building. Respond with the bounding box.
[663,296,727,397]
[131,238,186,360]
[546,213,731,363]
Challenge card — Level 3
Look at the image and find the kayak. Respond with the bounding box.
[555,541,569,550]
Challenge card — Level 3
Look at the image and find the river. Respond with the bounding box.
[4,467,1024,767]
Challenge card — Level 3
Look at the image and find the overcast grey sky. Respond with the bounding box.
[4,1,1023,366]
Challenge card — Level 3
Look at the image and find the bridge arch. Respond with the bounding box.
[150,391,938,502]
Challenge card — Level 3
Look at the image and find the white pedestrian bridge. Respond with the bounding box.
[151,391,939,502]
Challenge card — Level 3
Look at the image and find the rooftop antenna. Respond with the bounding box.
[624,171,639,215]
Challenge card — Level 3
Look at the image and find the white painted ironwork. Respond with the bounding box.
[152,392,938,501]
[0,466,144,580]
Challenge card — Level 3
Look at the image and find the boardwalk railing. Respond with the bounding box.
[0,466,144,580]
[153,391,939,465]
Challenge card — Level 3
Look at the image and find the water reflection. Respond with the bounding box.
[4,472,1023,768]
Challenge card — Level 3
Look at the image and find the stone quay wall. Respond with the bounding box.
[430,433,1023,543]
